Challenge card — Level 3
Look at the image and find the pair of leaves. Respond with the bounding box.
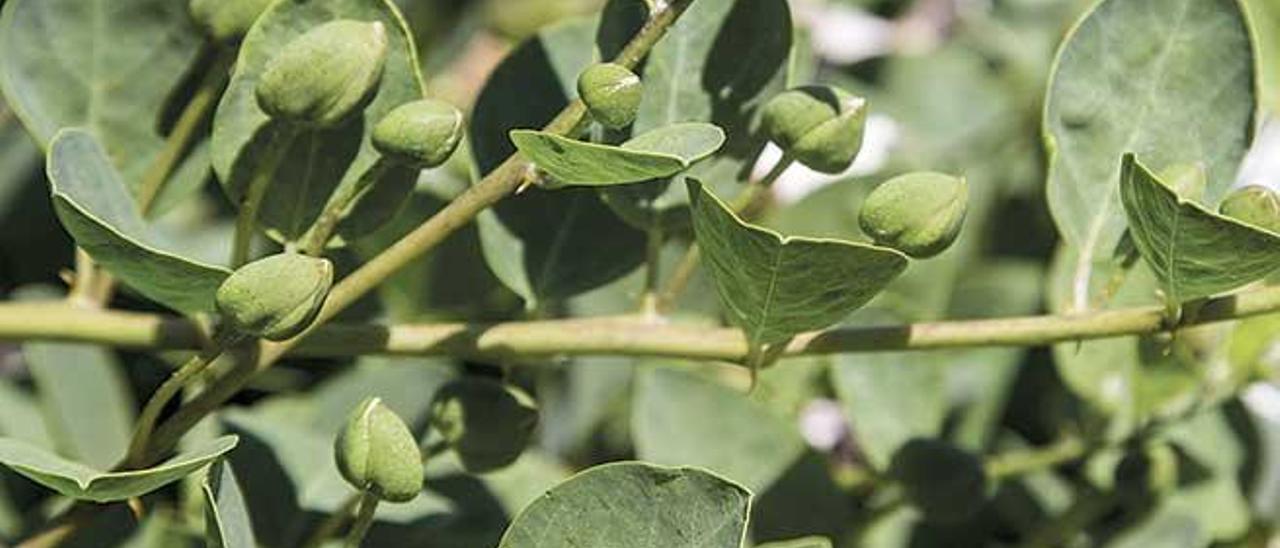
[688,179,907,347]
[1120,154,1280,303]
[0,435,237,503]
[212,0,425,247]
[0,0,209,213]
[1044,0,1256,312]
[48,129,230,314]
[510,122,725,186]
[498,461,750,548]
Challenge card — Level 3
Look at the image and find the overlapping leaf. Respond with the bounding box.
[510,123,724,186]
[212,0,425,246]
[688,179,908,346]
[1044,0,1256,310]
[0,0,207,209]
[470,18,646,307]
[0,435,238,503]
[203,461,257,548]
[48,129,230,314]
[497,462,750,548]
[1120,154,1280,303]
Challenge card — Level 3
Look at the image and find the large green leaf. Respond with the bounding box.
[510,123,725,186]
[831,350,946,471]
[0,0,206,207]
[47,129,230,314]
[471,17,646,307]
[497,462,751,548]
[688,179,907,346]
[1120,154,1280,303]
[211,0,425,246]
[25,341,134,471]
[1044,0,1256,311]
[0,435,238,503]
[203,460,257,548]
[633,367,852,542]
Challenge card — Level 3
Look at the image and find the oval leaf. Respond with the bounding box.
[0,0,207,207]
[498,462,750,548]
[48,129,231,314]
[0,435,238,503]
[203,460,257,548]
[1044,0,1256,310]
[1120,154,1280,302]
[212,0,425,246]
[510,123,725,186]
[688,179,908,346]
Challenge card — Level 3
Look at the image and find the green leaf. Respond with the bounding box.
[633,367,852,542]
[471,17,646,307]
[510,123,725,186]
[25,341,134,471]
[832,351,946,471]
[47,129,230,314]
[203,460,257,548]
[0,0,206,207]
[1120,154,1280,303]
[497,461,751,548]
[211,0,426,246]
[1044,0,1256,310]
[688,179,908,346]
[0,435,238,503]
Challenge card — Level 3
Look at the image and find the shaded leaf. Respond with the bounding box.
[832,350,945,471]
[48,129,230,314]
[497,461,750,548]
[510,122,725,186]
[1120,154,1280,303]
[1044,0,1256,310]
[25,341,134,471]
[203,460,257,548]
[0,0,206,206]
[688,179,907,346]
[211,0,425,245]
[471,18,646,307]
[0,435,238,503]
[756,538,832,548]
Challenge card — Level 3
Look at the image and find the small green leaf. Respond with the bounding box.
[688,179,908,346]
[212,0,426,246]
[1120,154,1280,303]
[47,129,231,314]
[203,460,257,548]
[497,462,750,548]
[0,435,238,503]
[511,123,725,187]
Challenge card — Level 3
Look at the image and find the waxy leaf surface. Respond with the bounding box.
[510,123,724,186]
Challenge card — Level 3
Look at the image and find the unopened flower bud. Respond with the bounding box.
[189,0,272,43]
[578,63,643,130]
[859,172,968,259]
[762,86,868,174]
[215,253,332,341]
[372,99,465,169]
[334,398,424,503]
[256,20,388,129]
[1220,185,1280,234]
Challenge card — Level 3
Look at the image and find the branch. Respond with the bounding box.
[3,285,1279,362]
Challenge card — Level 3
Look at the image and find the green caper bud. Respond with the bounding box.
[255,20,389,129]
[371,99,465,169]
[578,63,643,130]
[889,440,988,524]
[859,172,968,259]
[1114,441,1178,506]
[215,253,333,341]
[428,379,539,474]
[335,397,424,503]
[761,85,868,174]
[1220,185,1280,234]
[189,0,272,43]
